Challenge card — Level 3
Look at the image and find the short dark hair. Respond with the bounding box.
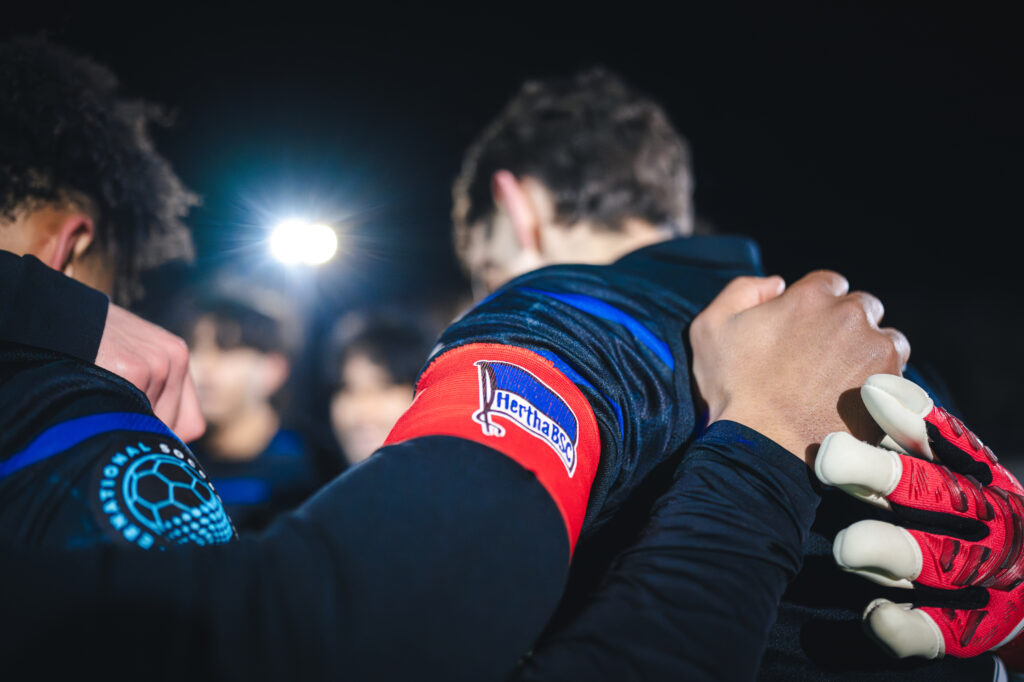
[329,315,434,392]
[453,68,693,259]
[0,37,196,302]
[190,299,289,356]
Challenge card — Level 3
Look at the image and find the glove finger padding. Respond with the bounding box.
[816,433,991,536]
[861,596,1024,660]
[832,519,922,589]
[863,599,946,659]
[858,374,935,460]
[834,517,1021,600]
[815,374,1024,667]
[861,374,1011,490]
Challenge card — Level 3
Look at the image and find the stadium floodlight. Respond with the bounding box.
[269,219,339,265]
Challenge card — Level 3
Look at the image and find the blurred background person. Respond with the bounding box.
[184,281,320,531]
[326,314,435,468]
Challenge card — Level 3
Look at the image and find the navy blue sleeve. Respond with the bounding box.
[512,421,820,682]
[0,436,571,682]
[440,269,698,533]
[0,251,108,361]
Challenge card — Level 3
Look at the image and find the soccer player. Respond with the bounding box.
[449,68,1009,679]
[0,37,224,550]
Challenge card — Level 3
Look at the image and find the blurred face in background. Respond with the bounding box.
[189,315,287,427]
[330,352,414,466]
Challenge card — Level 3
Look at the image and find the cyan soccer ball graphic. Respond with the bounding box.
[123,454,234,545]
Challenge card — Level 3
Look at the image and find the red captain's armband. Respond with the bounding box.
[384,343,600,554]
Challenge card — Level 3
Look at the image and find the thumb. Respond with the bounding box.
[860,374,935,459]
[706,275,786,318]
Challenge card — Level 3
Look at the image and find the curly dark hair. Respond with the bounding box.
[453,68,694,262]
[0,36,196,302]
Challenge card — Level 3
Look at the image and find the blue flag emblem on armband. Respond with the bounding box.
[473,360,579,476]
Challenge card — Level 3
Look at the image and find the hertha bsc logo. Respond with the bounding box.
[472,360,579,476]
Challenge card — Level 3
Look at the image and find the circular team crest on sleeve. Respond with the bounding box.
[91,438,236,549]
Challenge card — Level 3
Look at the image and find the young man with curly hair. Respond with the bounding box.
[0,36,205,439]
[0,37,221,550]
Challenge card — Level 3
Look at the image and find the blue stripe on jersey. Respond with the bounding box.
[210,477,272,505]
[533,347,625,439]
[519,288,674,369]
[0,412,180,481]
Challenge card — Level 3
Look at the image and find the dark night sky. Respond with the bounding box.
[4,4,1022,453]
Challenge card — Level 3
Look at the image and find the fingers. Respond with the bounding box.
[879,328,911,371]
[789,269,850,297]
[861,374,935,459]
[151,335,206,443]
[702,275,786,318]
[151,353,183,438]
[817,430,993,522]
[95,305,207,442]
[866,589,1024,661]
[865,598,1022,660]
[925,405,1007,487]
[864,599,945,659]
[835,515,1012,595]
[174,370,206,443]
[815,431,902,509]
[847,291,885,327]
[862,374,1013,493]
[843,294,908,376]
[786,274,906,367]
[833,519,922,588]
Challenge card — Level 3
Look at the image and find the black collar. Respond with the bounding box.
[616,235,764,272]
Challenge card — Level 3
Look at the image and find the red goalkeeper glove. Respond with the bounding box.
[814,374,1024,669]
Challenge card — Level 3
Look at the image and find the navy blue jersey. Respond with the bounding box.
[0,342,235,549]
[195,429,319,532]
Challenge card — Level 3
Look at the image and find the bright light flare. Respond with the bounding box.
[269,219,338,265]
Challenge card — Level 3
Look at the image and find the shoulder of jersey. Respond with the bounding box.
[91,435,236,549]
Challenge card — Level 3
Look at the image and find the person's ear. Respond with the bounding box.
[47,212,96,278]
[257,352,290,399]
[491,170,541,254]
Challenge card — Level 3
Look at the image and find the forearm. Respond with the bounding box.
[0,251,108,361]
[513,421,820,682]
[2,437,569,681]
